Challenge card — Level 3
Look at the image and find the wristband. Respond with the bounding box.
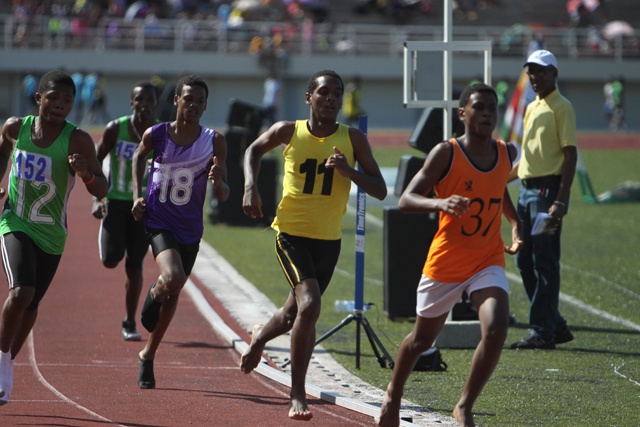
[82,172,95,186]
[553,201,566,208]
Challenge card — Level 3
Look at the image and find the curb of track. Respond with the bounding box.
[184,241,458,427]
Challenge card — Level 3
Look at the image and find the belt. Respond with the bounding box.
[521,175,561,188]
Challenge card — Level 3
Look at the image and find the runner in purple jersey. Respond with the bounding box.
[144,123,216,244]
[131,75,229,389]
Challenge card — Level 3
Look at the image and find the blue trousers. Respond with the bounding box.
[515,183,568,340]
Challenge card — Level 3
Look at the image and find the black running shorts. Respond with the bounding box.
[1,231,62,310]
[146,228,199,276]
[100,199,149,269]
[275,232,341,295]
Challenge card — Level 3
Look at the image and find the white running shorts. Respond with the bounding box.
[416,265,509,318]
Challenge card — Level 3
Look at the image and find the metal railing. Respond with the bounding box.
[2,14,639,61]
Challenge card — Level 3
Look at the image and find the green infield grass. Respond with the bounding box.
[203,143,640,427]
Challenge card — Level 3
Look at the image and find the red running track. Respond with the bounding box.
[0,186,375,426]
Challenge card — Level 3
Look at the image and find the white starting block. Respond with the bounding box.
[434,311,481,349]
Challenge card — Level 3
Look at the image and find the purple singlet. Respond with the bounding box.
[144,123,214,244]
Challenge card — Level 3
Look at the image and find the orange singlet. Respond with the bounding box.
[423,138,512,283]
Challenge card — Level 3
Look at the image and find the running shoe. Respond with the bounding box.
[122,320,142,341]
[0,352,13,405]
[138,357,155,389]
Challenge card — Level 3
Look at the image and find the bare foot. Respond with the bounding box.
[288,397,313,421]
[240,324,264,374]
[453,404,475,427]
[377,391,401,427]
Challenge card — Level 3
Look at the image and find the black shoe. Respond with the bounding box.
[122,320,141,341]
[554,328,574,344]
[141,285,162,333]
[138,357,156,389]
[511,333,556,350]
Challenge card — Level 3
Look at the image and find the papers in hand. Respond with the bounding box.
[531,213,558,236]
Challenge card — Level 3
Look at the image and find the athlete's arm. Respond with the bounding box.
[0,118,21,197]
[335,127,386,201]
[92,119,119,219]
[68,128,108,199]
[549,145,577,219]
[399,141,469,217]
[209,131,230,203]
[95,119,119,163]
[131,128,153,222]
[502,185,522,255]
[242,120,295,219]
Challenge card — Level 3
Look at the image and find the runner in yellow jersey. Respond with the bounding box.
[240,70,387,421]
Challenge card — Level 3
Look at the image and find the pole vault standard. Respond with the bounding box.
[282,115,394,370]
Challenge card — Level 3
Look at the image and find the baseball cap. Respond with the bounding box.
[524,50,558,69]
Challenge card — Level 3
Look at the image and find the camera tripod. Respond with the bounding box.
[281,307,395,370]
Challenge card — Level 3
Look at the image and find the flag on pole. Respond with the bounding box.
[500,69,535,145]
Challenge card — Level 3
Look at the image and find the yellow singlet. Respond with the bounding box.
[272,120,354,240]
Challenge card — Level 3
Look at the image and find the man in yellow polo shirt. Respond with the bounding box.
[510,50,577,350]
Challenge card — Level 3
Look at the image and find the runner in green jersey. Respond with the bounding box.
[0,70,108,405]
[93,81,158,342]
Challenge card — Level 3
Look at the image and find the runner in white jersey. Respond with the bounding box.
[131,75,229,389]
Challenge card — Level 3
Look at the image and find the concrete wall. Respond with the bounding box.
[1,49,637,132]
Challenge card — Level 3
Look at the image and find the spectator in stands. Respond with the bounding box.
[71,70,85,124]
[528,32,545,55]
[262,72,282,127]
[605,75,625,131]
[83,72,110,126]
[21,73,39,116]
[603,74,615,122]
[343,76,364,126]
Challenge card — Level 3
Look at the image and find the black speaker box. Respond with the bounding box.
[408,108,464,155]
[225,128,254,161]
[383,207,438,320]
[210,156,278,227]
[226,98,263,141]
[394,155,424,197]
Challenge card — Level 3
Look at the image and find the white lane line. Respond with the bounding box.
[562,263,640,300]
[345,208,640,330]
[184,279,423,427]
[27,332,126,427]
[613,363,640,388]
[32,362,239,370]
[505,271,640,331]
[334,266,383,286]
